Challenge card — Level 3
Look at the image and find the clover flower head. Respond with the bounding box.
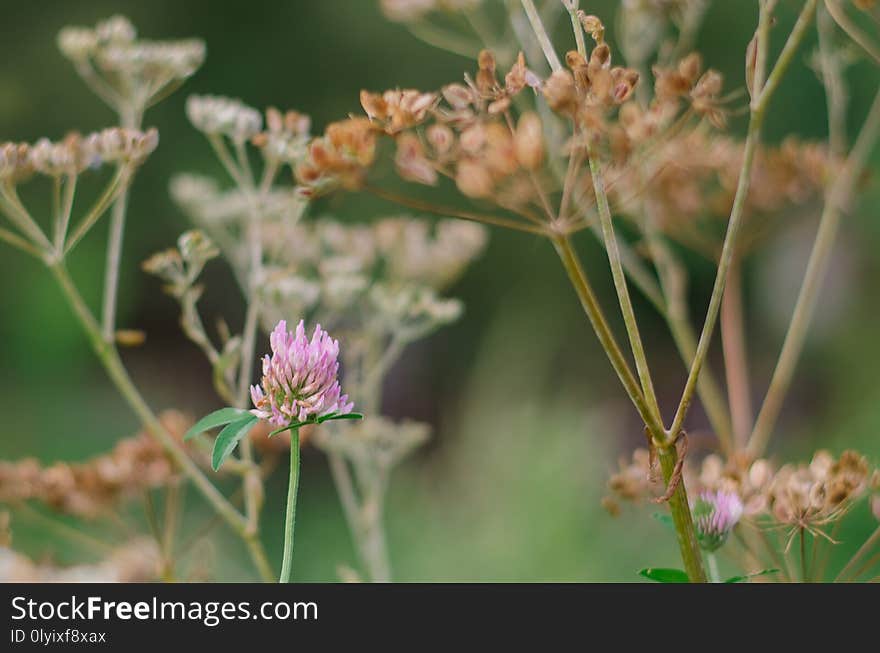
[693,489,743,551]
[250,320,353,428]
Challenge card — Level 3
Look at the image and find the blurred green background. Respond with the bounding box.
[1,0,878,581]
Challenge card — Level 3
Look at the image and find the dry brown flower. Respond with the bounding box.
[1,538,159,582]
[295,118,378,195]
[0,411,202,519]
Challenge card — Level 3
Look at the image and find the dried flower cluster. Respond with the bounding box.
[380,0,482,23]
[0,128,158,183]
[607,448,877,544]
[0,412,199,519]
[58,15,204,114]
[297,50,550,205]
[608,129,836,257]
[766,450,875,539]
[1,538,159,583]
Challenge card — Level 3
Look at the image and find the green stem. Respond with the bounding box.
[659,447,708,583]
[670,0,817,438]
[800,528,809,582]
[835,524,880,582]
[707,552,721,583]
[641,208,734,453]
[669,123,761,439]
[564,1,587,59]
[589,155,663,426]
[279,428,301,583]
[552,235,663,436]
[101,108,142,342]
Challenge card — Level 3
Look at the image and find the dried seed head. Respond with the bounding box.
[58,16,203,111]
[442,83,476,110]
[579,13,605,43]
[394,132,438,185]
[543,70,579,115]
[253,107,312,164]
[29,135,93,176]
[455,159,494,198]
[0,142,34,183]
[86,127,159,165]
[57,27,98,61]
[426,124,455,154]
[186,95,262,142]
[94,15,137,43]
[514,112,544,170]
[296,118,378,195]
[361,89,437,134]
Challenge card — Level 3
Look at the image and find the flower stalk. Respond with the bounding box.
[279,428,301,583]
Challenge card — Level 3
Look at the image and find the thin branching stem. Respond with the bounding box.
[521,0,563,72]
[47,260,274,582]
[64,167,129,255]
[824,0,880,65]
[720,258,753,449]
[670,0,818,440]
[551,234,663,436]
[0,226,42,258]
[365,186,549,236]
[748,85,880,458]
[588,154,663,427]
[101,108,142,342]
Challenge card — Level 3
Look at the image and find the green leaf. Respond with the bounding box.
[211,415,258,471]
[652,512,674,529]
[184,407,249,441]
[724,568,780,583]
[639,568,690,583]
[268,421,307,438]
[317,412,364,424]
[267,412,365,437]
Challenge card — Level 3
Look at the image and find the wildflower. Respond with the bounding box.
[693,490,743,551]
[250,320,354,428]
